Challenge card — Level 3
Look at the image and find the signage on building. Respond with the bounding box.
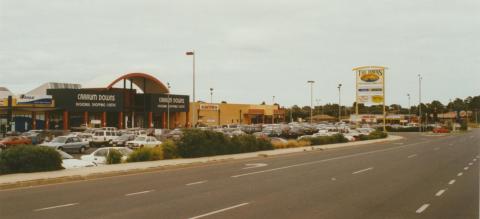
[47,89,123,112]
[16,94,53,105]
[199,104,219,111]
[355,68,385,105]
[151,94,189,112]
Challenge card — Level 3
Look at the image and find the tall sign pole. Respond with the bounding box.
[383,70,386,132]
[186,51,196,127]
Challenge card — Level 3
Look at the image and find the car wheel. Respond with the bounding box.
[79,146,86,154]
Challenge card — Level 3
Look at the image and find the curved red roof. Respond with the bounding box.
[106,73,170,94]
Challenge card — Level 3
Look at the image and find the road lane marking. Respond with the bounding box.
[448,180,456,185]
[242,163,268,169]
[473,159,477,162]
[457,172,463,176]
[394,143,404,145]
[433,147,440,151]
[188,202,249,219]
[186,180,208,186]
[125,190,154,196]
[352,167,374,175]
[331,177,336,181]
[231,141,430,178]
[435,189,446,197]
[464,167,469,170]
[449,143,453,146]
[468,162,473,166]
[416,204,430,213]
[407,154,417,158]
[34,203,79,211]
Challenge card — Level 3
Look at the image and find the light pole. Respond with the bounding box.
[307,81,315,124]
[167,82,171,129]
[210,88,214,104]
[338,84,342,122]
[315,98,321,115]
[407,93,411,123]
[186,50,196,127]
[272,96,276,124]
[418,74,422,132]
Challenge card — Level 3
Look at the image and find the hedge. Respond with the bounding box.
[308,134,348,146]
[382,126,433,132]
[358,131,388,140]
[162,140,180,159]
[177,129,273,158]
[127,147,163,162]
[0,145,63,174]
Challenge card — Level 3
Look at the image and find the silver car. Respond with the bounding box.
[41,136,90,153]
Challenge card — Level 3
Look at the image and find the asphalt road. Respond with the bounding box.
[0,131,478,219]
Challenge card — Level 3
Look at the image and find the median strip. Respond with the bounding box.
[34,203,79,211]
[188,202,249,219]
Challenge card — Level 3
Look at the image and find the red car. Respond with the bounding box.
[433,127,450,133]
[0,136,32,149]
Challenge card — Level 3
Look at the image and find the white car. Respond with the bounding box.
[58,150,96,169]
[81,147,133,165]
[127,136,162,149]
[91,130,121,147]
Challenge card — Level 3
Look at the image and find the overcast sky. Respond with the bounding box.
[1,0,479,107]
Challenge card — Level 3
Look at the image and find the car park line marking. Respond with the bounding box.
[352,167,373,175]
[231,142,427,178]
[435,189,446,197]
[125,190,154,196]
[34,203,79,211]
[448,180,456,185]
[188,202,249,219]
[242,163,268,169]
[186,180,208,186]
[416,204,430,213]
[407,154,417,158]
[464,167,469,170]
[457,172,463,176]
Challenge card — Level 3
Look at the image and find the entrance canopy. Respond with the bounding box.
[106,73,170,94]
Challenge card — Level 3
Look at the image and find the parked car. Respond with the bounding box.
[0,136,32,150]
[111,134,135,147]
[57,150,96,169]
[40,136,89,153]
[91,130,121,147]
[126,136,162,149]
[81,147,133,165]
[433,127,450,133]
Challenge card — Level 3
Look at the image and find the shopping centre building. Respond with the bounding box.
[0,73,284,134]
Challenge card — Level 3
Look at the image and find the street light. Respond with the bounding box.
[210,88,214,104]
[315,98,321,115]
[307,81,315,124]
[338,84,342,122]
[407,93,411,123]
[186,51,196,127]
[418,74,422,132]
[167,82,171,129]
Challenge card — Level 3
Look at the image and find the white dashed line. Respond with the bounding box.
[407,154,418,158]
[125,190,154,196]
[435,189,446,197]
[188,202,249,219]
[464,167,469,170]
[186,180,208,186]
[352,167,374,175]
[473,159,477,162]
[34,203,79,211]
[457,172,463,176]
[416,204,430,213]
[434,147,440,151]
[468,162,473,166]
[448,180,456,185]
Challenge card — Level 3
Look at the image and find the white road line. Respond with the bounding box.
[188,202,249,219]
[34,203,79,211]
[473,159,477,162]
[464,166,469,170]
[125,190,154,196]
[394,142,404,145]
[352,167,374,175]
[416,204,430,213]
[448,180,456,185]
[457,172,463,176]
[468,162,473,166]
[186,180,208,186]
[435,189,446,197]
[434,147,440,151]
[407,154,418,158]
[231,142,427,178]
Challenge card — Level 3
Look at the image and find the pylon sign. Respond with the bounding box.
[353,66,386,106]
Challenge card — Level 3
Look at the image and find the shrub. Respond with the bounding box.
[359,131,388,140]
[127,147,163,163]
[106,149,123,164]
[308,134,348,146]
[162,140,179,159]
[0,145,63,174]
[272,140,311,149]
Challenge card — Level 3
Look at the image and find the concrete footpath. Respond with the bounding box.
[0,135,402,189]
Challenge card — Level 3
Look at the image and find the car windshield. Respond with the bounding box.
[134,136,146,141]
[52,137,67,143]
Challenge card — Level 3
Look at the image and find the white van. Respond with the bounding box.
[91,130,121,147]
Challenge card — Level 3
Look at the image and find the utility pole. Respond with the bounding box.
[186,50,196,127]
[307,81,315,124]
[407,93,411,123]
[418,74,422,132]
[210,88,214,104]
[167,82,171,129]
[338,84,342,122]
